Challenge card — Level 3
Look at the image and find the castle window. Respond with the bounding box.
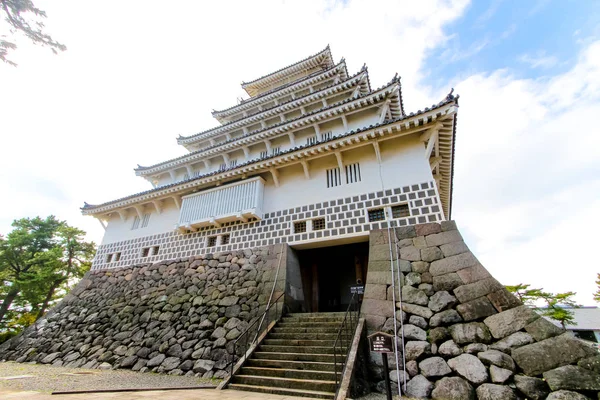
[345,163,361,184]
[306,137,317,146]
[152,246,160,256]
[184,172,190,180]
[294,221,307,233]
[141,213,151,228]
[207,236,217,247]
[271,146,281,155]
[105,254,112,263]
[320,131,332,141]
[114,252,121,262]
[260,150,268,158]
[221,234,230,245]
[326,167,341,188]
[368,208,386,222]
[392,204,410,219]
[141,247,150,257]
[131,216,140,230]
[313,218,326,231]
[229,159,237,167]
[219,162,227,170]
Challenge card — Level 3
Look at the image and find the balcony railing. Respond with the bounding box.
[177,177,264,230]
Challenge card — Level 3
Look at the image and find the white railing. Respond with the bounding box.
[177,177,265,229]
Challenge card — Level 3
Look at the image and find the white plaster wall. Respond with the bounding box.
[101,200,181,245]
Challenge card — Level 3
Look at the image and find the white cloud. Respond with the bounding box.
[519,52,559,69]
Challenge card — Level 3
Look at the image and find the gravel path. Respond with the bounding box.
[0,361,217,394]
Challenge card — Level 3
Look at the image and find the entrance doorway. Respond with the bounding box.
[295,242,369,312]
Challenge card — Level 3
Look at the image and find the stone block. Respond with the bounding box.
[543,365,600,391]
[546,390,590,400]
[426,230,463,247]
[405,341,432,361]
[395,226,416,240]
[363,314,386,331]
[419,356,451,377]
[367,271,393,285]
[370,230,389,245]
[387,285,400,302]
[514,375,550,400]
[421,247,444,262]
[428,327,450,344]
[438,340,463,357]
[421,272,433,284]
[369,244,392,261]
[400,302,433,319]
[398,238,414,248]
[512,333,597,376]
[578,355,600,373]
[406,272,422,286]
[402,286,429,306]
[441,220,457,231]
[430,252,480,276]
[478,350,516,371]
[476,384,516,400]
[412,261,429,273]
[405,374,433,398]
[415,222,442,236]
[489,331,534,353]
[404,324,427,341]
[399,260,412,272]
[447,354,488,384]
[454,278,504,304]
[412,236,427,249]
[456,296,497,321]
[400,246,421,261]
[363,283,387,300]
[449,323,492,344]
[361,298,395,318]
[432,273,463,292]
[524,316,565,341]
[429,291,457,312]
[483,305,539,339]
[440,241,469,257]
[486,288,522,312]
[430,310,463,327]
[456,264,491,285]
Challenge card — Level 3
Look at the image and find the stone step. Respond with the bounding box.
[287,312,347,318]
[232,374,337,393]
[253,351,337,363]
[259,345,338,354]
[277,321,342,328]
[263,338,337,347]
[245,358,338,372]
[228,383,335,399]
[281,316,347,323]
[268,332,340,340]
[240,366,337,381]
[273,326,341,334]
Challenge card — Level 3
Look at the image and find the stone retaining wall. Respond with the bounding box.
[362,221,600,399]
[0,244,288,379]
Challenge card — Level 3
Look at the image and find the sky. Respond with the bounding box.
[1,0,599,304]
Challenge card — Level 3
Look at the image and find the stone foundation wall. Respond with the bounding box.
[361,221,600,399]
[0,244,288,379]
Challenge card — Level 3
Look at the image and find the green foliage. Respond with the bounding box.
[507,283,580,328]
[594,273,600,303]
[0,216,95,335]
[0,0,66,66]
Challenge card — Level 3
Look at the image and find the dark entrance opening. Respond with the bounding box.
[296,242,369,312]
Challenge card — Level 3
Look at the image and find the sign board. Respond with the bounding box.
[368,331,394,353]
[350,285,364,294]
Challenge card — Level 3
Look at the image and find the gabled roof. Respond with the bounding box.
[241,46,335,97]
[136,77,400,175]
[212,60,348,122]
[176,68,370,149]
[83,94,458,216]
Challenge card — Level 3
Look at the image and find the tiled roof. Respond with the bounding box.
[137,76,400,173]
[212,61,348,117]
[176,69,369,145]
[241,46,333,87]
[83,94,458,213]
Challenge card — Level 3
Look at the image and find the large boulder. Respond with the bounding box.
[428,291,457,312]
[431,376,474,400]
[449,322,492,344]
[476,383,517,400]
[418,357,452,378]
[405,374,433,398]
[447,354,488,384]
[405,341,431,361]
[483,305,539,339]
[543,365,600,391]
[477,350,516,371]
[514,375,550,400]
[547,391,593,400]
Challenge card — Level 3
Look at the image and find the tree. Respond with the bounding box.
[507,283,580,329]
[594,273,600,303]
[1,0,66,66]
[0,216,95,327]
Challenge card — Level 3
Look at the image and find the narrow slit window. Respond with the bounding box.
[141,213,151,228]
[207,236,217,247]
[306,137,317,146]
[219,162,227,170]
[221,234,230,245]
[345,163,361,184]
[326,167,341,188]
[294,221,307,233]
[183,172,190,180]
[131,216,140,230]
[368,208,386,222]
[392,204,410,219]
[313,218,326,230]
[320,131,332,141]
[229,159,237,167]
[271,146,281,155]
[260,150,268,158]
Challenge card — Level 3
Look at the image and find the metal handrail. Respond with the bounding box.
[228,291,286,377]
[333,292,361,397]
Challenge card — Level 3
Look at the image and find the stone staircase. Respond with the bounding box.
[228,312,350,399]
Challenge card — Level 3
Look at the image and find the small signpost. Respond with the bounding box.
[350,285,364,294]
[368,331,394,400]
